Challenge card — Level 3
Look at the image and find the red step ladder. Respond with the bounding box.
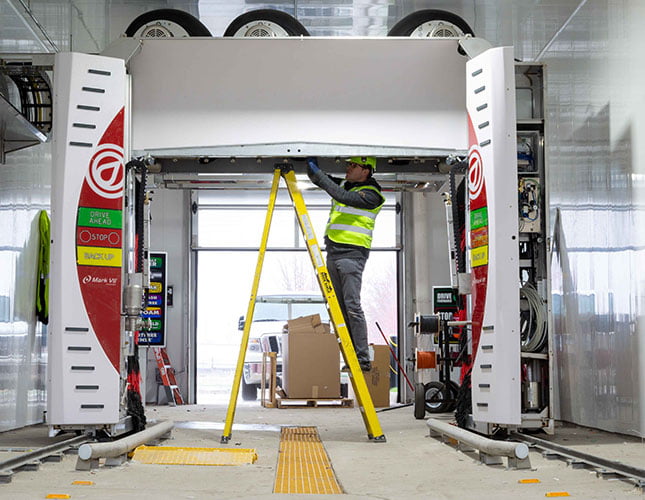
[152,347,185,405]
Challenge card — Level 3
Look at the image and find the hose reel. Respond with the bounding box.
[410,313,441,336]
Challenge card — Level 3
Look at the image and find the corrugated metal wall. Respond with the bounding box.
[0,144,50,430]
[530,1,645,437]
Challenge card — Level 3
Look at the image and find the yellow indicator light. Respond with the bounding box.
[274,426,343,495]
[519,478,541,483]
[72,480,94,485]
[45,495,71,499]
[545,492,570,497]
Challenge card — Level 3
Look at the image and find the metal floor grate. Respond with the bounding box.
[274,426,343,494]
[131,446,257,466]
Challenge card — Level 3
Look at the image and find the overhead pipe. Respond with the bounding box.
[78,420,174,461]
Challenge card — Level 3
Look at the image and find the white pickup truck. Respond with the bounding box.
[239,294,329,400]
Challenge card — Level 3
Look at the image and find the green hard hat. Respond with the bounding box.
[347,156,377,172]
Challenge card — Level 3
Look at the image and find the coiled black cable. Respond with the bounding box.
[454,370,472,429]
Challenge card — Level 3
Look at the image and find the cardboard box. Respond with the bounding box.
[287,314,322,334]
[282,332,340,399]
[348,344,391,408]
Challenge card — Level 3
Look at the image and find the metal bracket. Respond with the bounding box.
[458,36,494,60]
[101,37,143,66]
[41,453,63,463]
[75,457,99,471]
[507,456,532,470]
[479,452,503,465]
[105,455,128,467]
[456,441,475,453]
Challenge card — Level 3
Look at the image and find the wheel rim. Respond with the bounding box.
[232,20,290,37]
[133,21,191,38]
[410,20,466,38]
[425,386,444,410]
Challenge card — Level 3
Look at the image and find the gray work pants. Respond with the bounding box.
[326,255,369,364]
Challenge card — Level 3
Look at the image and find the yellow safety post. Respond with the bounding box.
[221,164,386,443]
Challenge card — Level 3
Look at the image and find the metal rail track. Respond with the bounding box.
[0,434,89,484]
[513,432,645,491]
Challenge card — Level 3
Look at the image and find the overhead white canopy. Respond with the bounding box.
[127,37,468,158]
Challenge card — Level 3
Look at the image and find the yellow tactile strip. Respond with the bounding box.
[131,445,257,466]
[274,426,343,494]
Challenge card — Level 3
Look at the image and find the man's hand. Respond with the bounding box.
[307,157,320,175]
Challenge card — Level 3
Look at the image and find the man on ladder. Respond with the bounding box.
[306,156,385,372]
[221,161,387,443]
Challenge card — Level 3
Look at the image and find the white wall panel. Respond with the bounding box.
[407,192,452,315]
[146,188,191,403]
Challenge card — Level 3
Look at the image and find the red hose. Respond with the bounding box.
[375,322,415,392]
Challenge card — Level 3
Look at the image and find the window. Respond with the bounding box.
[194,187,399,403]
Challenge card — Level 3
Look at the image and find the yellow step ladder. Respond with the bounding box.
[221,164,386,443]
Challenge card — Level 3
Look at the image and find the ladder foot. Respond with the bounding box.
[371,434,387,443]
[220,435,231,444]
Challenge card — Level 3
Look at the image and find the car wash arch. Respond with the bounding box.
[48,28,521,436]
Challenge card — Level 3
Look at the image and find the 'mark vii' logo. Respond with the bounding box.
[86,143,124,199]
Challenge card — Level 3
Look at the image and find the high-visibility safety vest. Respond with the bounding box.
[325,183,385,249]
[36,210,50,324]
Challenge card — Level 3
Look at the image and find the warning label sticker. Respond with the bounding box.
[471,226,489,248]
[77,246,122,267]
[470,245,489,268]
[470,207,488,230]
[77,207,122,229]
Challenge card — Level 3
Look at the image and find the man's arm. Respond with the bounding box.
[307,158,382,209]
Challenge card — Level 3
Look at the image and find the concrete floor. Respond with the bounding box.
[0,403,643,499]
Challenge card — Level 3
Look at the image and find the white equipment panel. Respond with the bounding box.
[48,53,126,426]
[466,47,521,425]
[128,37,468,157]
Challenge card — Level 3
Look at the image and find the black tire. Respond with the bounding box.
[125,9,212,38]
[414,383,426,419]
[241,379,258,401]
[223,9,309,37]
[388,9,474,38]
[424,381,451,413]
